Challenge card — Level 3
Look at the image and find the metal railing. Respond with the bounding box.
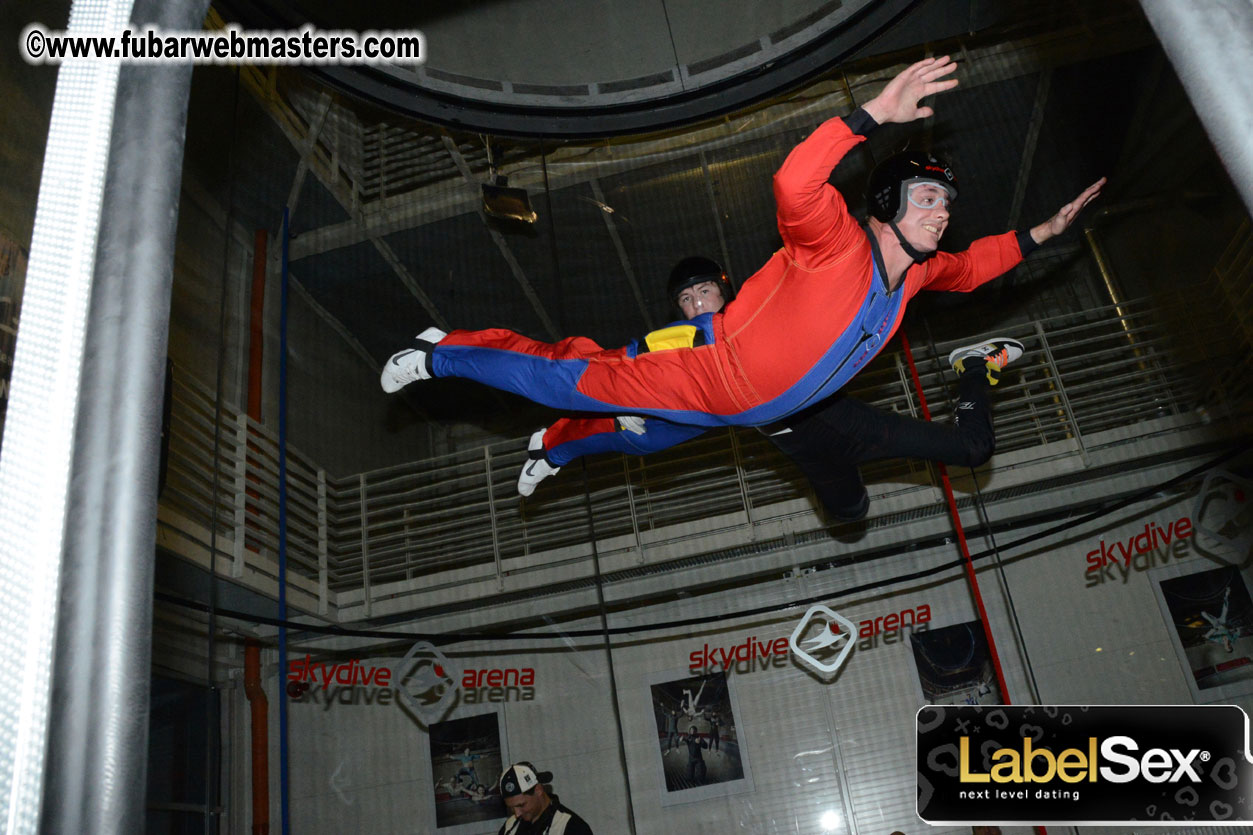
[156,283,1251,616]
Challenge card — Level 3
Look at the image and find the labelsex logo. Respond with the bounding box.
[918,704,1253,825]
[960,736,1205,785]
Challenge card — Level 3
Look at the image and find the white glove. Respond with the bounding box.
[617,415,647,435]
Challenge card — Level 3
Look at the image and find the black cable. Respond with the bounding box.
[540,141,566,334]
[925,318,1043,703]
[159,442,1249,647]
[576,458,638,834]
[969,467,1044,703]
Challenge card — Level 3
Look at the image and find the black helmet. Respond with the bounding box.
[667,256,734,309]
[866,151,957,224]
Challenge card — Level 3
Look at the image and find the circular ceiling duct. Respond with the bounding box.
[214,0,921,137]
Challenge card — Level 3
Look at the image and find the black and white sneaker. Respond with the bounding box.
[948,337,1024,386]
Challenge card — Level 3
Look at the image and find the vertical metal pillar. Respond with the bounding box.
[232,413,249,578]
[359,473,373,618]
[727,428,755,535]
[317,470,329,615]
[622,456,646,565]
[0,0,132,827]
[485,447,505,591]
[1034,322,1090,466]
[40,0,211,832]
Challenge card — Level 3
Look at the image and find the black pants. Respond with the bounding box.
[764,367,994,521]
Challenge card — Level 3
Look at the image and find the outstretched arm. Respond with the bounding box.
[774,56,959,259]
[921,177,1107,293]
[1029,178,1106,245]
[861,55,960,126]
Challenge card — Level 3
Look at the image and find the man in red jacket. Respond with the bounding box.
[382,56,1102,436]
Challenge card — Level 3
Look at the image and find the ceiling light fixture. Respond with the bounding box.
[481,136,536,224]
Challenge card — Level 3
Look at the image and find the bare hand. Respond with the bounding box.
[863,55,960,125]
[1030,177,1106,244]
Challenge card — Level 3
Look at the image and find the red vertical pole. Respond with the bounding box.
[244,640,270,835]
[901,334,1045,835]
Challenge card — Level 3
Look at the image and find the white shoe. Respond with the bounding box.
[381,327,446,392]
[617,415,647,435]
[517,429,560,497]
[948,337,1024,385]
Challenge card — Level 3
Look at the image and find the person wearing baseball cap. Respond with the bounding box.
[497,761,592,834]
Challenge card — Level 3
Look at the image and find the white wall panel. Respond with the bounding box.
[1003,490,1218,705]
[225,459,1253,833]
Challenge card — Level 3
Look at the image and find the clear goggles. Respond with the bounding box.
[906,182,954,210]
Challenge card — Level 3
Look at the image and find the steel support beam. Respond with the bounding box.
[42,0,210,832]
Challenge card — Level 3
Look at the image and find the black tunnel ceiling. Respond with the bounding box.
[212,0,1076,137]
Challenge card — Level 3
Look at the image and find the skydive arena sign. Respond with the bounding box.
[917,705,1253,824]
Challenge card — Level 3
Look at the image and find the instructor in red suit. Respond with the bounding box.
[382,56,1102,434]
